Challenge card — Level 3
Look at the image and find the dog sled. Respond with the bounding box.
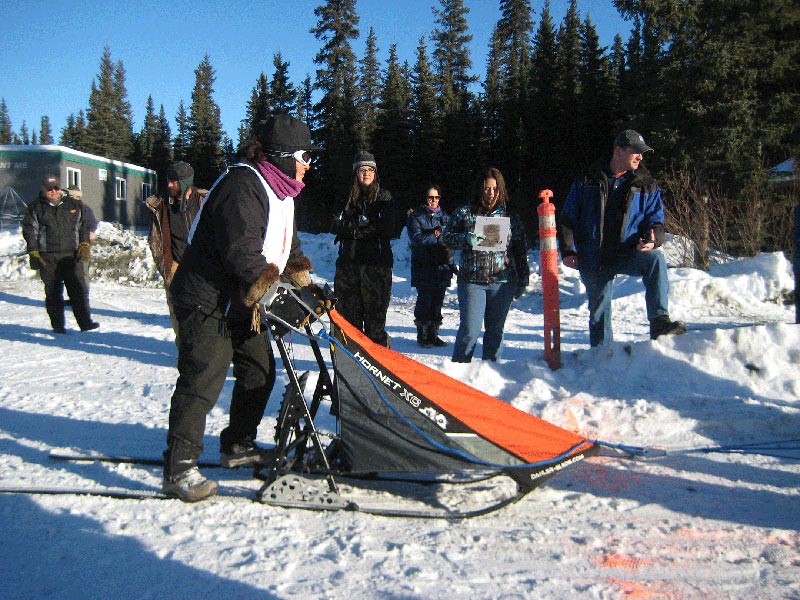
[253,283,598,518]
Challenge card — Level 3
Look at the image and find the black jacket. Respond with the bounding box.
[332,187,397,268]
[170,165,302,319]
[22,194,91,255]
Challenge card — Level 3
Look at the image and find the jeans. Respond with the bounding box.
[580,250,670,346]
[451,280,515,362]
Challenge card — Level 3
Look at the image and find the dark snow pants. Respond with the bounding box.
[164,305,275,478]
[334,261,392,346]
[38,252,92,330]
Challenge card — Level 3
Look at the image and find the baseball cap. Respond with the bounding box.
[613,130,654,153]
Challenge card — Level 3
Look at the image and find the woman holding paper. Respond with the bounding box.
[442,167,529,362]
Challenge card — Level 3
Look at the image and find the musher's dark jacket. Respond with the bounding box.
[170,166,302,320]
[22,194,91,255]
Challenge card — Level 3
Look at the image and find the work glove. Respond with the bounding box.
[76,242,91,262]
[465,232,485,247]
[28,251,45,270]
[514,283,527,299]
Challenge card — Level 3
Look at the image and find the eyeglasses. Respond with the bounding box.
[427,195,440,200]
[46,187,61,192]
[357,167,375,175]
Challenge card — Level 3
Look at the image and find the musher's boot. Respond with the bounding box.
[416,323,432,348]
[220,441,276,469]
[428,324,447,347]
[650,314,687,340]
[162,467,218,502]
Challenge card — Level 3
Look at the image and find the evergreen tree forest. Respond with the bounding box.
[2,0,798,258]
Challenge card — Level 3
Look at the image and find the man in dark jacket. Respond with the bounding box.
[163,114,320,502]
[560,130,685,346]
[22,174,99,334]
[145,161,203,340]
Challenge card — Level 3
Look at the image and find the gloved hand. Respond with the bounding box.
[28,251,45,270]
[562,250,578,269]
[514,283,527,299]
[76,242,91,262]
[303,283,334,316]
[465,232,485,247]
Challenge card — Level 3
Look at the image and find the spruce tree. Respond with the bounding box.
[409,36,440,187]
[186,54,226,188]
[39,116,53,145]
[310,0,361,228]
[431,0,479,202]
[85,46,134,161]
[493,0,534,198]
[19,121,30,145]
[576,16,613,165]
[74,110,88,152]
[373,45,413,220]
[270,52,298,115]
[527,0,562,195]
[356,27,381,149]
[239,73,270,147]
[136,96,160,167]
[297,75,313,124]
[151,105,173,193]
[173,101,189,162]
[60,115,77,148]
[0,99,12,144]
[483,26,504,165]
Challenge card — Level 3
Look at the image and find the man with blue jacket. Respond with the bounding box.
[560,130,686,346]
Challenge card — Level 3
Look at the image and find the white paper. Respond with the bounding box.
[472,216,510,252]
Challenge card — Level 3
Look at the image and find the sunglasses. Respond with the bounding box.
[427,195,440,200]
[46,186,61,191]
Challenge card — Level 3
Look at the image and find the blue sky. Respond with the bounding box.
[1,0,630,145]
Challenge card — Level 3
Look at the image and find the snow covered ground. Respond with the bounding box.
[0,222,798,600]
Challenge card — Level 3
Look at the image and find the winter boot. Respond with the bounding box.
[649,315,687,340]
[220,441,277,469]
[162,467,218,502]
[428,324,447,347]
[416,322,432,348]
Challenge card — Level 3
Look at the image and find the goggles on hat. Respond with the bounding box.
[270,149,313,167]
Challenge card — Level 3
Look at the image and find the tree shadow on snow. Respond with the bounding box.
[0,407,221,483]
[0,494,275,600]
[550,456,798,530]
[0,290,171,329]
[0,322,176,368]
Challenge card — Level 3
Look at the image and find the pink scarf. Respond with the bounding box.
[256,160,304,199]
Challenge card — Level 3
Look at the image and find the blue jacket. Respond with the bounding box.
[407,204,455,288]
[561,159,664,272]
[442,203,529,286]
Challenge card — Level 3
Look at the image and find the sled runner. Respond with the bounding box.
[253,282,599,517]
